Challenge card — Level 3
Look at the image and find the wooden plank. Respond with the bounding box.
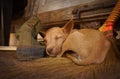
[37,0,95,13]
[0,46,17,51]
[37,0,117,24]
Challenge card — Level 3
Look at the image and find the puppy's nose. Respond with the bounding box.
[47,48,53,53]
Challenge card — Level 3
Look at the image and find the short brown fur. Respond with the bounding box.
[43,19,111,65]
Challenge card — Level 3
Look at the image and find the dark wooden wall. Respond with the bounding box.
[36,0,118,31]
[11,0,118,32]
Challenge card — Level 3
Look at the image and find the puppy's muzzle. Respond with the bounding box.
[47,48,53,54]
[46,47,56,57]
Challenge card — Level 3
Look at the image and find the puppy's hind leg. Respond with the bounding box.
[67,40,111,66]
[66,53,81,64]
[66,53,95,65]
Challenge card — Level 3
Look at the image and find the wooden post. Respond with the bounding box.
[0,0,13,46]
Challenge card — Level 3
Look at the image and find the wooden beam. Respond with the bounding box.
[38,0,117,24]
[0,0,13,46]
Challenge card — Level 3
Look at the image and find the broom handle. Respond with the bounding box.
[105,0,120,24]
[99,0,120,32]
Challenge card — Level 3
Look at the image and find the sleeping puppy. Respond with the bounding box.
[41,19,111,65]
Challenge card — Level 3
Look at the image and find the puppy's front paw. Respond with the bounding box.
[66,53,72,58]
[56,54,62,58]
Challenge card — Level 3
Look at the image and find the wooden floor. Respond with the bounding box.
[0,51,120,79]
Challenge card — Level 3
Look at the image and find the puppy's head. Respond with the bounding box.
[41,19,74,57]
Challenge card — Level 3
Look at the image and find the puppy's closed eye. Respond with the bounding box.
[56,35,63,39]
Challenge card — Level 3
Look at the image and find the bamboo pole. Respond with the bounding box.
[99,0,120,35]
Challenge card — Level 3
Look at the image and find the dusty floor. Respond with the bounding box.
[0,51,120,79]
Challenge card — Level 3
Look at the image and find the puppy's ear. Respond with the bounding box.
[62,19,74,34]
[39,31,45,38]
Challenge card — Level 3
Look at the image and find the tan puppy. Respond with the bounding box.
[43,19,111,65]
